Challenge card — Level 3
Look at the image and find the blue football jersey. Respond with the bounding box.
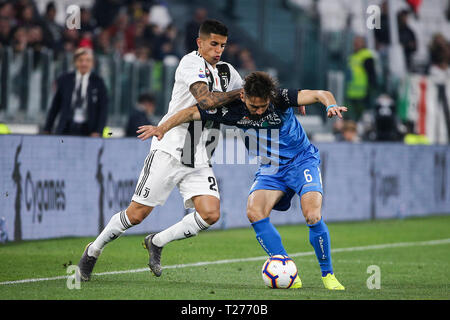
[197,88,314,166]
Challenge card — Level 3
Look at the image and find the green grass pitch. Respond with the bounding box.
[0,215,449,300]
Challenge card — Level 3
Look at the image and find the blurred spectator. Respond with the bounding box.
[428,34,450,144]
[106,10,134,54]
[148,2,172,31]
[94,29,112,56]
[27,24,46,67]
[16,4,37,28]
[125,92,156,137]
[0,1,15,22]
[429,33,449,72]
[332,118,344,141]
[40,1,63,53]
[0,15,12,48]
[111,34,126,57]
[92,0,122,29]
[340,120,360,143]
[155,23,180,60]
[222,41,241,67]
[127,0,148,22]
[44,48,108,137]
[129,18,147,51]
[11,26,28,54]
[62,28,80,54]
[345,36,377,121]
[185,7,207,53]
[79,32,94,49]
[238,48,256,74]
[397,10,417,72]
[374,1,390,49]
[373,94,402,141]
[80,7,96,35]
[135,45,151,62]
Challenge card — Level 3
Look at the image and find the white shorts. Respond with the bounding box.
[131,150,220,208]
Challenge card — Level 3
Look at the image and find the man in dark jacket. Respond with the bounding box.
[44,47,108,137]
[125,93,156,137]
[398,10,417,71]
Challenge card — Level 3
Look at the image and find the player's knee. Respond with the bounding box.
[126,203,152,225]
[247,206,265,223]
[208,209,220,225]
[197,208,220,225]
[304,210,321,225]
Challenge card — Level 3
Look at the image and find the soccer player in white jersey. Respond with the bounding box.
[77,20,243,281]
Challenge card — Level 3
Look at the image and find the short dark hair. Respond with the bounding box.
[243,71,278,102]
[46,1,56,13]
[138,93,155,104]
[199,19,228,38]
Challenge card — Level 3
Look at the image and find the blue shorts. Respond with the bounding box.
[249,145,323,211]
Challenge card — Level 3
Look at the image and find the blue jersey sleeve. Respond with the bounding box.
[274,88,300,110]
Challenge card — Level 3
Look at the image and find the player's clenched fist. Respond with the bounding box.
[136,125,166,141]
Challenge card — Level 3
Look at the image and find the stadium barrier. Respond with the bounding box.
[1,134,449,241]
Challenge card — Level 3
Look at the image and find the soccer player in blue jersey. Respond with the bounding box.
[137,71,347,290]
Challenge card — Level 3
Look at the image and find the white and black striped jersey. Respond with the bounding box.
[150,51,243,168]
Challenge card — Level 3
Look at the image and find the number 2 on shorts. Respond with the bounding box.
[208,176,217,191]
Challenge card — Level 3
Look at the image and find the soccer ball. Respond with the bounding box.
[261,255,298,289]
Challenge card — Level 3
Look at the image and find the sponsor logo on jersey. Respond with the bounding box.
[206,109,217,114]
[237,112,282,128]
[198,74,206,78]
[221,107,229,117]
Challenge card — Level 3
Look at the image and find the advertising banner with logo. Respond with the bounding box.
[0,135,449,241]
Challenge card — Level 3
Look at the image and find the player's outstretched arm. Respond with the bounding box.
[190,82,241,110]
[297,90,347,119]
[136,105,201,141]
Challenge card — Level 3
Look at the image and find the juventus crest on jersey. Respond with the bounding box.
[150,51,243,168]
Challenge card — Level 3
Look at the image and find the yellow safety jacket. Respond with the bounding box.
[346,48,374,99]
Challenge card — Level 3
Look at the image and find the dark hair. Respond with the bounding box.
[46,1,56,13]
[243,71,278,102]
[138,93,155,104]
[199,19,228,37]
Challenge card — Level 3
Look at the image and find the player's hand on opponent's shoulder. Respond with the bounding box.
[327,106,347,119]
[137,125,165,141]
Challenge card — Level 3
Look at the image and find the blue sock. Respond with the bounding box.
[251,217,288,256]
[307,218,333,277]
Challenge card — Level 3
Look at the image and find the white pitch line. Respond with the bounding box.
[1,238,449,286]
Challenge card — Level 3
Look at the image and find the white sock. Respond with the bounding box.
[152,211,210,247]
[88,210,133,258]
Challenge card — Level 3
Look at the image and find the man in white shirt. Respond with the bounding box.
[77,20,243,280]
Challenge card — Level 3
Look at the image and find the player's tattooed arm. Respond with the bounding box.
[136,106,201,141]
[297,90,348,119]
[190,82,241,110]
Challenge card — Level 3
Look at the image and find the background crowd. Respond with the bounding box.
[0,0,448,145]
